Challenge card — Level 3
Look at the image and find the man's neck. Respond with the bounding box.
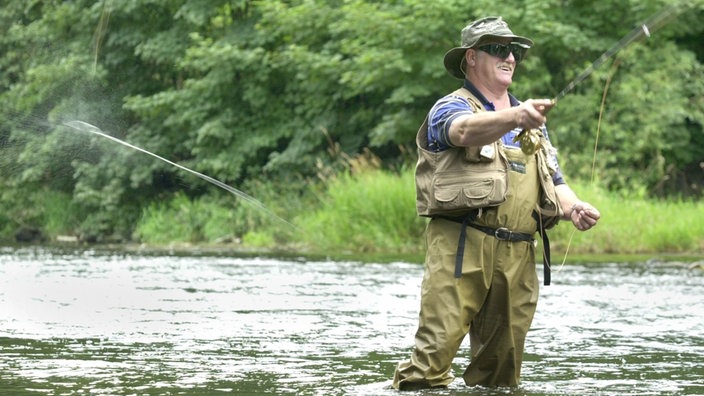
[466,78,510,109]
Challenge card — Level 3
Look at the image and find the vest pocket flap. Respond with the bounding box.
[463,178,496,200]
[433,170,507,209]
[434,178,495,202]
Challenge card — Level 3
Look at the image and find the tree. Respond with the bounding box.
[0,0,702,241]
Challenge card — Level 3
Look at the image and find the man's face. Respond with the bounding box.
[470,38,518,88]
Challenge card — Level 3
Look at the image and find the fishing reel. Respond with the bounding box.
[513,128,543,156]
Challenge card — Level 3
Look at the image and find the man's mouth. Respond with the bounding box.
[498,63,513,72]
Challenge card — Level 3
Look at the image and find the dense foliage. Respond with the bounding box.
[0,0,702,242]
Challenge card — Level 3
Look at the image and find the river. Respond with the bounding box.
[0,246,702,395]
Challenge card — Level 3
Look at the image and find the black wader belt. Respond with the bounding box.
[437,213,535,279]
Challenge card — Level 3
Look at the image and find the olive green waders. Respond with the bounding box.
[393,147,541,389]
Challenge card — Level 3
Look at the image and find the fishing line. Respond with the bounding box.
[63,120,300,231]
[591,58,621,183]
[550,2,686,274]
[556,58,623,272]
[552,59,622,273]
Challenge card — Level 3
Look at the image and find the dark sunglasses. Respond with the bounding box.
[477,43,529,64]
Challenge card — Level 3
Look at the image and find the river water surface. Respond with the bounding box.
[0,247,702,395]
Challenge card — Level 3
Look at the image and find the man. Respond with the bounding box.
[393,16,600,390]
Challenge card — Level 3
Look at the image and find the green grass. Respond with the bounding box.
[548,184,704,255]
[292,169,427,253]
[41,191,83,237]
[134,193,243,244]
[133,168,704,258]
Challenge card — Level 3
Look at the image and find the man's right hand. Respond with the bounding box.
[515,99,555,129]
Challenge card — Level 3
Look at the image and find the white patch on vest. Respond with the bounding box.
[480,145,495,160]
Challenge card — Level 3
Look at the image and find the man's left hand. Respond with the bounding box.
[570,202,600,231]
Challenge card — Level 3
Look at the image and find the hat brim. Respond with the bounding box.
[443,34,533,80]
[443,47,471,80]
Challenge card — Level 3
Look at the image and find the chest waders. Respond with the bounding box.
[393,147,541,390]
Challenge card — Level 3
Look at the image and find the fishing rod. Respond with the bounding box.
[530,2,689,272]
[63,120,300,231]
[552,2,685,102]
[516,2,686,155]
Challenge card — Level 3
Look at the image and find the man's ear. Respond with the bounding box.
[466,49,476,66]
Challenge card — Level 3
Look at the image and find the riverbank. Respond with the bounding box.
[5,241,703,269]
[129,170,704,257]
[5,169,704,258]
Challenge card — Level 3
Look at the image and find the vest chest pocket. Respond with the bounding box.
[433,169,508,212]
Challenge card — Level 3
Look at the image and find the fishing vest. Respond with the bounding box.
[415,88,563,228]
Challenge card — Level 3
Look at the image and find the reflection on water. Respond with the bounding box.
[0,247,702,395]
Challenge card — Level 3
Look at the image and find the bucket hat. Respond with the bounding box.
[443,16,533,80]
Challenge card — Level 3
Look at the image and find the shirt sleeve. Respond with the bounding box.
[426,95,474,152]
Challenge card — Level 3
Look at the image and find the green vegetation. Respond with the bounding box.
[545,182,704,255]
[292,167,426,254]
[132,167,703,257]
[1,0,703,256]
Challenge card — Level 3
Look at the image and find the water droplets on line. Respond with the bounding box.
[63,120,298,231]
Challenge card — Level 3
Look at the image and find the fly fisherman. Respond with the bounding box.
[393,16,600,390]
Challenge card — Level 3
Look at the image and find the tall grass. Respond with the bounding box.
[134,193,229,244]
[134,185,302,247]
[133,192,285,245]
[134,168,703,257]
[294,169,703,257]
[548,183,704,255]
[293,168,427,254]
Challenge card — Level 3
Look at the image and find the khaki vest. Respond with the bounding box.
[415,88,563,228]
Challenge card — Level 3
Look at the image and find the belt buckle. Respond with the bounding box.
[494,227,511,241]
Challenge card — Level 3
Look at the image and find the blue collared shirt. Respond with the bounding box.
[427,80,565,185]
